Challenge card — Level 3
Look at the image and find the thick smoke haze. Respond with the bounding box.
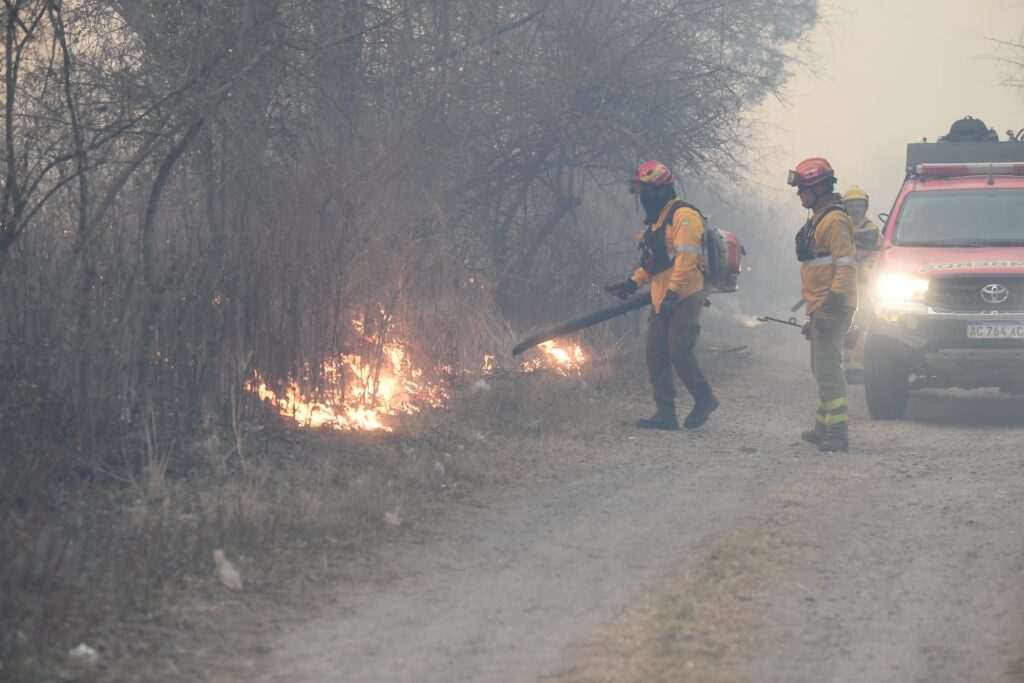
[754,0,1024,222]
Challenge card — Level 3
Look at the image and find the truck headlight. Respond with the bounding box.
[873,273,930,320]
[874,273,929,302]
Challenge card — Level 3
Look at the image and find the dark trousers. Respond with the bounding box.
[646,290,713,410]
[809,305,855,427]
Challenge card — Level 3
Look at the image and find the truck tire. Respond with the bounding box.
[864,334,910,420]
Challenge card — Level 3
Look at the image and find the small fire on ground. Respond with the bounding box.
[518,340,587,376]
[250,326,588,432]
[248,319,447,432]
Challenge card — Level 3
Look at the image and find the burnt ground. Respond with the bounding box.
[194,335,1024,683]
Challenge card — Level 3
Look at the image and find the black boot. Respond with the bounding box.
[636,403,679,430]
[818,422,849,453]
[683,395,719,429]
[801,423,826,445]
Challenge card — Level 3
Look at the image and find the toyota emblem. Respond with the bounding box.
[981,283,1010,305]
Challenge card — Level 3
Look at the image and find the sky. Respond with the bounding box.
[753,0,1024,222]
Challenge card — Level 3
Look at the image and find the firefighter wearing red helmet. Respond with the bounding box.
[788,157,858,452]
[605,161,719,430]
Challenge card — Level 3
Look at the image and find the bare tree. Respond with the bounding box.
[994,31,1024,95]
[0,0,819,463]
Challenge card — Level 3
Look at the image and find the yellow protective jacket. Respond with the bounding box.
[630,202,704,313]
[853,217,882,282]
[801,194,858,315]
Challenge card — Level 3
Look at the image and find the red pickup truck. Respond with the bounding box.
[864,138,1024,419]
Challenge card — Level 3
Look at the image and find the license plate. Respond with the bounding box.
[967,320,1024,339]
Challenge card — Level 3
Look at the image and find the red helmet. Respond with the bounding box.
[630,160,675,194]
[787,157,836,188]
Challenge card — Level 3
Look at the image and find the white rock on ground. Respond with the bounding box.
[213,549,244,591]
[383,509,403,527]
[68,643,100,668]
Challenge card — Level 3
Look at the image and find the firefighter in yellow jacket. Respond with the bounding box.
[605,161,718,431]
[788,158,857,452]
[842,185,881,383]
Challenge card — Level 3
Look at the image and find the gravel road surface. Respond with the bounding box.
[261,343,1024,683]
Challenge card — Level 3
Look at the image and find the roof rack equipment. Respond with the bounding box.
[906,140,1024,176]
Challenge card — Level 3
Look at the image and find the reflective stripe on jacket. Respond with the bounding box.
[630,203,704,312]
[801,194,858,315]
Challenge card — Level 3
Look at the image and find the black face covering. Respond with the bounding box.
[640,187,677,225]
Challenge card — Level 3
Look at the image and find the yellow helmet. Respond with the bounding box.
[843,185,869,203]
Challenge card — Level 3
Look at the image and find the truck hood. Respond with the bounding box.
[882,245,1024,278]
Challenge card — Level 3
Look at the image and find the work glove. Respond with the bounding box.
[802,320,812,341]
[604,279,638,300]
[659,290,680,317]
[844,324,862,350]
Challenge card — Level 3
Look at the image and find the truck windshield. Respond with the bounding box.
[892,189,1024,246]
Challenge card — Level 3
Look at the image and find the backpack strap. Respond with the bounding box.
[808,205,847,250]
[797,204,848,263]
[811,204,846,230]
[639,200,704,275]
[652,199,699,230]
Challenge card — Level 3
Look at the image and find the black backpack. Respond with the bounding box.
[939,116,998,142]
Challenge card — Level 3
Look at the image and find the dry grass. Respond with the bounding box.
[0,353,637,681]
[546,460,873,683]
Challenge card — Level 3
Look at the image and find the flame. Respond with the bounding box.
[520,340,588,376]
[249,319,447,432]
[249,316,589,432]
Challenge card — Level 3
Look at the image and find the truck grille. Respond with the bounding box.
[926,276,1024,312]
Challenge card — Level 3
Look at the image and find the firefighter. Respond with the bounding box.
[842,185,881,383]
[788,158,857,452]
[605,160,718,431]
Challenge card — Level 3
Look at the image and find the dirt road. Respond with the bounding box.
[252,342,1024,683]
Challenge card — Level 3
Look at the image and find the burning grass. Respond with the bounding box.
[247,317,450,432]
[520,340,588,376]
[247,316,590,433]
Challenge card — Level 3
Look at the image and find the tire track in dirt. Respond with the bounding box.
[542,457,877,683]
[265,445,812,683]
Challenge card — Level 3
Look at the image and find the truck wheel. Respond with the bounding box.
[864,334,910,420]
